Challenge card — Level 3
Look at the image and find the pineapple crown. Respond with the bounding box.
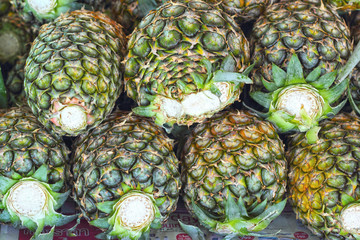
[180,190,287,239]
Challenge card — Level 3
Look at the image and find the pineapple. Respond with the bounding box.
[246,0,360,142]
[124,0,251,131]
[72,110,181,240]
[287,112,360,239]
[180,110,287,238]
[0,107,76,239]
[24,10,127,137]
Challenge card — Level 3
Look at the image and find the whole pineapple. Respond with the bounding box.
[24,10,127,136]
[288,112,360,239]
[180,110,287,238]
[72,110,181,240]
[246,0,354,141]
[0,107,76,239]
[125,0,251,130]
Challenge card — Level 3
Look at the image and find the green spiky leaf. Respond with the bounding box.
[33,226,55,240]
[248,199,267,216]
[319,78,348,104]
[262,78,278,92]
[310,71,337,89]
[201,58,213,75]
[250,91,272,108]
[0,176,17,194]
[32,165,49,182]
[179,220,206,240]
[90,217,110,229]
[306,66,322,82]
[191,72,205,89]
[271,64,286,87]
[245,199,287,232]
[286,54,304,84]
[237,196,249,218]
[341,194,356,206]
[225,192,242,221]
[213,71,252,84]
[132,106,157,117]
[191,201,217,230]
[97,200,117,214]
[305,126,321,144]
[220,55,236,72]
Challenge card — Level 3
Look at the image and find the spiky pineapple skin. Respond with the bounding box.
[288,113,360,239]
[24,10,127,136]
[251,0,352,90]
[125,0,250,127]
[181,110,287,220]
[72,111,181,232]
[206,0,280,22]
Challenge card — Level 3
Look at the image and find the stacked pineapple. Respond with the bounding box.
[1,0,360,239]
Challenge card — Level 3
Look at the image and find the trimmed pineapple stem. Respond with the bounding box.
[160,82,231,118]
[59,105,87,133]
[275,85,324,121]
[0,32,20,61]
[27,0,57,14]
[340,203,360,234]
[6,181,47,219]
[115,192,155,230]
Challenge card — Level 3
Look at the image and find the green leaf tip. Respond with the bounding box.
[179,220,206,240]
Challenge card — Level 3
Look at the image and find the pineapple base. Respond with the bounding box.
[6,180,47,219]
[114,192,155,230]
[0,32,20,62]
[27,0,57,14]
[275,85,324,121]
[340,203,360,234]
[58,105,88,134]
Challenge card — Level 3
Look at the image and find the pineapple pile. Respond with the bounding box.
[1,0,360,239]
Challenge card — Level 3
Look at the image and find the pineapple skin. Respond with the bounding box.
[181,110,287,233]
[288,112,360,239]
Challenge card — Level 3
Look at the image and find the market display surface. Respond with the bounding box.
[1,0,360,240]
